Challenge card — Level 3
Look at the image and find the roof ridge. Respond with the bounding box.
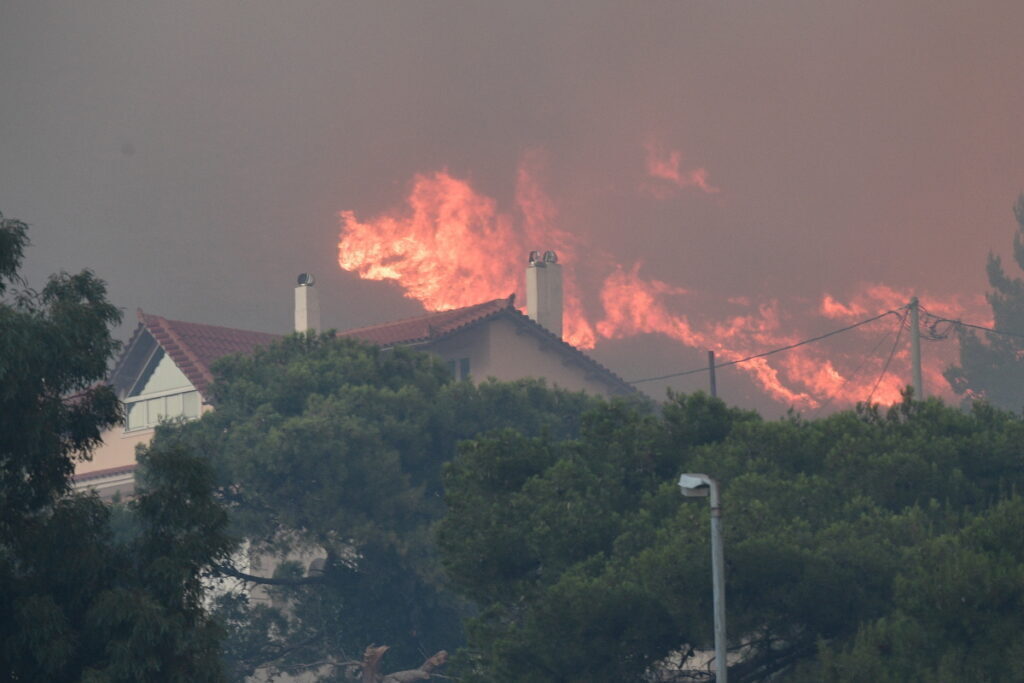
[337,296,514,343]
[126,294,632,398]
[138,309,216,395]
[499,307,634,394]
[138,310,279,339]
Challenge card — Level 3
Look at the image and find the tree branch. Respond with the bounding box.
[729,642,816,683]
[246,632,327,673]
[214,563,326,586]
[382,650,448,682]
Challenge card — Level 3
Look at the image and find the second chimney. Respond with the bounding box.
[526,250,563,339]
[295,273,321,333]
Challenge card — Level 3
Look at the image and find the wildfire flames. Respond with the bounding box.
[338,157,596,348]
[643,141,720,196]
[339,156,987,410]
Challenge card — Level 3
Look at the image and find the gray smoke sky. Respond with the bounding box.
[3,1,1023,413]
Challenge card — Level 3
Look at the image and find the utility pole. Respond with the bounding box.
[708,350,717,398]
[909,297,923,399]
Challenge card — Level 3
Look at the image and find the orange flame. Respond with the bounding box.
[338,158,596,347]
[339,173,517,309]
[339,164,986,410]
[644,141,720,195]
[813,284,989,405]
[596,265,812,406]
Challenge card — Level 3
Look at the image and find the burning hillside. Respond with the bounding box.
[338,156,987,411]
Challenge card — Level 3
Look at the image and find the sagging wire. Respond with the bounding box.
[865,308,910,404]
[808,307,907,418]
[921,309,1024,341]
[628,306,908,385]
[918,305,959,341]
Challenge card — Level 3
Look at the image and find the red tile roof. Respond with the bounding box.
[128,294,633,398]
[137,311,280,397]
[343,295,632,394]
[337,296,515,346]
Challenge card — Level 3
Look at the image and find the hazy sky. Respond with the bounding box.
[3,1,1023,413]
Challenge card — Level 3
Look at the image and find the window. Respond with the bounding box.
[124,348,202,432]
[447,356,471,381]
[125,390,202,431]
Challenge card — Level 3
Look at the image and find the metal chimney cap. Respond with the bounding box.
[528,250,541,264]
[543,250,558,263]
[297,273,316,286]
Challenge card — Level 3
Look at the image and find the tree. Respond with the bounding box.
[946,193,1024,410]
[438,392,760,681]
[0,212,231,681]
[807,497,1024,682]
[149,333,610,680]
[438,391,1024,682]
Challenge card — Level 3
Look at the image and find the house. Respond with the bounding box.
[73,252,633,497]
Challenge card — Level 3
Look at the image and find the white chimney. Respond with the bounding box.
[294,273,320,333]
[526,250,563,338]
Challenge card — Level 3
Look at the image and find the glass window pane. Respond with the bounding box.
[183,391,200,418]
[127,402,145,430]
[148,397,165,425]
[165,392,183,418]
[459,357,470,380]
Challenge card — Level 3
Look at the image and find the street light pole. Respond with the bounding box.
[679,474,727,683]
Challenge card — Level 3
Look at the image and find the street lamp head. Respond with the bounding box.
[678,473,711,497]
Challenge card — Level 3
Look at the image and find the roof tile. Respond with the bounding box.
[137,311,280,398]
[132,293,633,399]
[337,296,514,346]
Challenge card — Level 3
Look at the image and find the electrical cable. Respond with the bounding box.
[809,309,906,418]
[917,305,959,341]
[923,316,1024,341]
[865,309,909,404]
[628,306,907,385]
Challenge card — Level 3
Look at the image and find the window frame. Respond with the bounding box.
[124,388,202,432]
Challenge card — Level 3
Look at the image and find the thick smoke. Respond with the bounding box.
[2,1,1022,413]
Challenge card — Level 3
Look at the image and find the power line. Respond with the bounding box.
[809,308,906,418]
[628,306,907,385]
[922,314,1024,341]
[866,309,909,404]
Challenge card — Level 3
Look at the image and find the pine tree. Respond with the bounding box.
[945,194,1024,411]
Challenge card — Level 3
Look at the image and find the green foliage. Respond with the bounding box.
[438,391,1024,682]
[150,334,609,679]
[0,214,122,517]
[439,392,757,681]
[0,213,231,681]
[808,498,1024,682]
[946,193,1024,411]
